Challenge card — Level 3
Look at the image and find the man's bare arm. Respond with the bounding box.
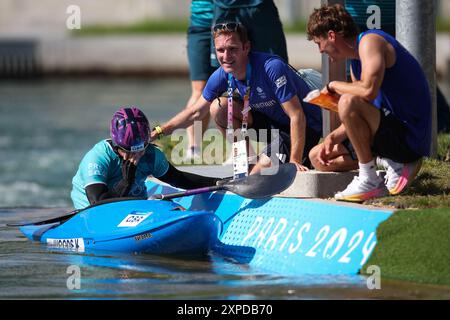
[151,96,211,139]
[328,34,391,101]
[281,95,308,170]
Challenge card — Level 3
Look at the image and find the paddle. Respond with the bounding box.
[8,163,296,227]
[6,197,143,227]
[149,163,297,200]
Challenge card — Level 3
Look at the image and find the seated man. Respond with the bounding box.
[71,107,220,209]
[307,4,430,201]
[151,22,323,173]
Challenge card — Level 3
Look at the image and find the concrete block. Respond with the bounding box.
[177,165,387,200]
[278,170,358,199]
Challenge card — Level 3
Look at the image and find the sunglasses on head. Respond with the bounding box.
[212,22,241,33]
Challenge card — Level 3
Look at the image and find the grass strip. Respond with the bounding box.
[362,207,450,285]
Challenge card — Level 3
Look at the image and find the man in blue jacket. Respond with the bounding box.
[151,22,322,173]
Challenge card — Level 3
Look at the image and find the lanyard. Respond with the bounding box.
[227,63,251,138]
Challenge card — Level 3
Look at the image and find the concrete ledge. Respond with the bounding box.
[179,165,359,199]
[278,170,358,198]
[176,165,390,199]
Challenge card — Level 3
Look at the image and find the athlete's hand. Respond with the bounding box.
[117,149,145,166]
[112,160,137,197]
[149,130,158,142]
[321,81,338,95]
[318,135,336,166]
[290,160,309,172]
[121,160,137,185]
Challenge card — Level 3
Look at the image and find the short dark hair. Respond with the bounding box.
[212,21,249,43]
[307,4,358,40]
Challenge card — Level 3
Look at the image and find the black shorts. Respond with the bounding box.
[372,109,421,163]
[251,111,321,168]
[342,138,357,161]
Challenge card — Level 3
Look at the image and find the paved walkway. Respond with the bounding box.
[1,33,447,76]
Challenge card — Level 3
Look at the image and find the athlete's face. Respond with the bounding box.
[313,31,342,62]
[214,32,250,76]
[117,148,145,166]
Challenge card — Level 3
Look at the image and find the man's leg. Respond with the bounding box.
[185,80,209,161]
[309,142,358,172]
[372,111,423,195]
[338,94,380,163]
[334,94,388,201]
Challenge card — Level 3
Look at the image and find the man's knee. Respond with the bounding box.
[308,144,326,171]
[338,94,361,120]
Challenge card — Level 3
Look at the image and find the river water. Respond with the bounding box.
[1,76,449,300]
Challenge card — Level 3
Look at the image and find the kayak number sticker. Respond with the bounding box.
[118,211,152,227]
[47,238,85,252]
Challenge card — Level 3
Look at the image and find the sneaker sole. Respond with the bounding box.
[335,187,389,202]
[389,158,423,195]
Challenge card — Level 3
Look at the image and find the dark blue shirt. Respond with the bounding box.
[202,52,322,134]
[350,30,431,156]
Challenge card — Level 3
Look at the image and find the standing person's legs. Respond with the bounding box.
[186,26,216,161]
[239,0,288,62]
[185,80,209,160]
[211,0,288,66]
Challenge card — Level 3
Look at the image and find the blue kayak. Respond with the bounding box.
[19,199,222,256]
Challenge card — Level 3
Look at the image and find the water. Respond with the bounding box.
[0,77,193,207]
[1,76,449,300]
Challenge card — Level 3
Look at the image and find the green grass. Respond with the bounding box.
[360,134,450,285]
[365,134,450,210]
[437,17,450,34]
[72,20,189,36]
[72,18,450,36]
[361,207,450,285]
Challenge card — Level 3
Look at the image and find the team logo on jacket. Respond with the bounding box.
[87,163,106,177]
[275,75,287,89]
[256,86,266,99]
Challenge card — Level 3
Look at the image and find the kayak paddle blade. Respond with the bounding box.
[223,163,297,199]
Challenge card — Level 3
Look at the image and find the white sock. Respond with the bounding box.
[359,160,378,181]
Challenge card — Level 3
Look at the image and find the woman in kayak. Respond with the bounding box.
[71,106,221,209]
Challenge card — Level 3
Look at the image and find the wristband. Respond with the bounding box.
[326,82,336,94]
[153,125,164,139]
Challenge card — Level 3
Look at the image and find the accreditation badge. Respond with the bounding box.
[232,139,248,179]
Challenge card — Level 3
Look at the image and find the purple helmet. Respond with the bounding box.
[110,107,150,152]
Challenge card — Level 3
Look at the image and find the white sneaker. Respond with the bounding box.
[335,175,389,202]
[376,157,423,195]
[183,147,202,164]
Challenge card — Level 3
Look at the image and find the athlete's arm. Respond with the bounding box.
[85,183,117,205]
[150,96,211,140]
[318,123,347,165]
[157,163,221,189]
[280,95,308,171]
[328,34,390,101]
[84,159,138,205]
